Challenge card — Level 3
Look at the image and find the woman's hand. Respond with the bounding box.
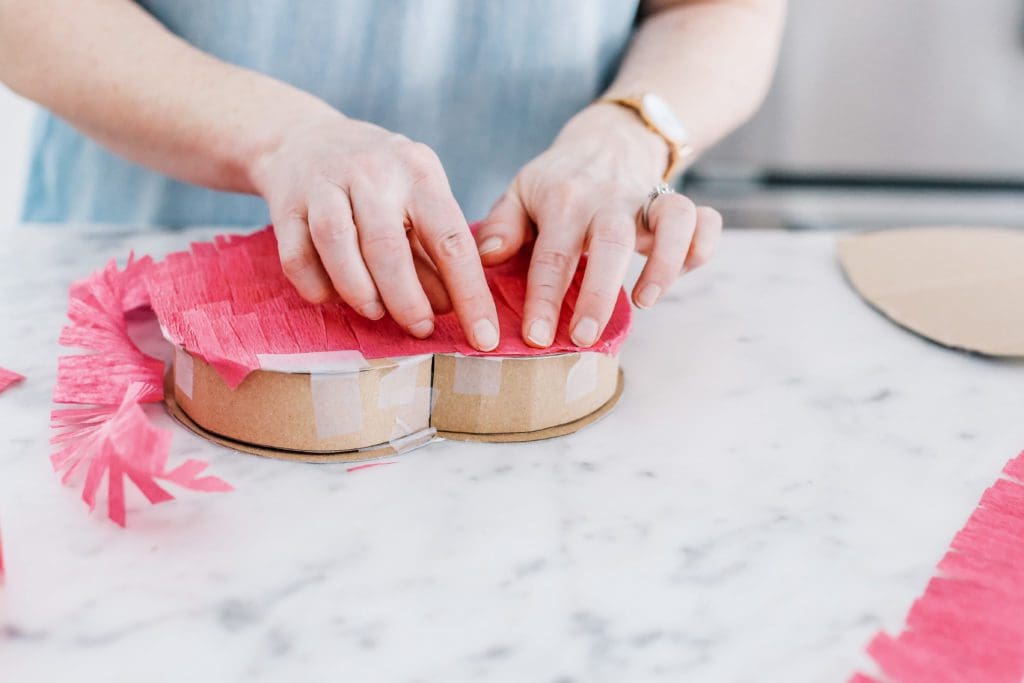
[251,111,500,351]
[474,103,723,348]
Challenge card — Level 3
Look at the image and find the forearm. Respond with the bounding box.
[597,0,785,157]
[0,0,333,194]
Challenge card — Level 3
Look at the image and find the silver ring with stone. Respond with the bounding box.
[641,182,676,232]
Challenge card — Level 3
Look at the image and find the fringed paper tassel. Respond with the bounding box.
[52,257,232,526]
[850,450,1024,683]
[51,382,232,527]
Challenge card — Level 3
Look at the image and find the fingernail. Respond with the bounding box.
[527,318,553,347]
[636,284,661,309]
[358,301,386,320]
[478,236,503,255]
[572,317,599,347]
[408,319,434,338]
[472,319,499,351]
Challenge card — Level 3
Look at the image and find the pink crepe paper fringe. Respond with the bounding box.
[53,257,232,526]
[51,383,232,527]
[0,367,25,394]
[850,450,1024,683]
[145,225,631,388]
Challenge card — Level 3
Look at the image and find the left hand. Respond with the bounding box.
[474,103,723,348]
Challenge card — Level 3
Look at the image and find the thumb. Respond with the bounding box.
[475,191,532,266]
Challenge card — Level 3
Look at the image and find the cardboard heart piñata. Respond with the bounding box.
[52,226,630,522]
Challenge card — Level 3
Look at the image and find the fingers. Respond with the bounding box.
[685,206,723,272]
[632,193,698,309]
[307,186,385,319]
[522,207,586,348]
[572,210,635,346]
[407,163,499,351]
[350,181,435,338]
[409,233,452,314]
[274,209,335,304]
[475,191,532,265]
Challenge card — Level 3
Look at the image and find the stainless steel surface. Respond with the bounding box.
[685,182,1024,231]
[697,0,1024,180]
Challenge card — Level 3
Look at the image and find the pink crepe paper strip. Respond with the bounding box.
[850,450,1024,683]
[145,225,631,388]
[51,383,232,527]
[346,462,397,473]
[53,256,232,526]
[0,367,25,394]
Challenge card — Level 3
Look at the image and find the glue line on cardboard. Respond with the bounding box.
[309,373,364,438]
[451,354,503,395]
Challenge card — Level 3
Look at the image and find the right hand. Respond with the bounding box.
[251,111,500,352]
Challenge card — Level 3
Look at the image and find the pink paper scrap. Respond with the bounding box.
[849,450,1024,683]
[0,367,24,394]
[53,255,233,526]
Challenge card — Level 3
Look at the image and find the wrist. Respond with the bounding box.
[245,92,343,197]
[555,103,668,184]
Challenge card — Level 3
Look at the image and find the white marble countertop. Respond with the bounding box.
[1,224,1022,683]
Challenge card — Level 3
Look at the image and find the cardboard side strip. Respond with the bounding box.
[309,373,364,438]
[452,355,503,396]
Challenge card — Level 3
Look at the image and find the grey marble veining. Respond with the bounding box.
[1,224,1022,683]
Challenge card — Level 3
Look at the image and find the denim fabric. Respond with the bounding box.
[23,1,639,227]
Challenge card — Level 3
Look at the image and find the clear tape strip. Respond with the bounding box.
[309,373,364,438]
[565,352,599,403]
[388,426,437,455]
[378,355,430,408]
[174,346,194,399]
[451,354,503,396]
[258,350,369,374]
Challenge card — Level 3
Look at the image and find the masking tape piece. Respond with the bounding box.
[378,354,430,408]
[174,346,194,399]
[452,355,503,396]
[258,350,369,374]
[565,353,599,403]
[309,373,364,438]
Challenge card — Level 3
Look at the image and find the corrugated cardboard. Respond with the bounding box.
[839,226,1024,357]
[169,348,623,459]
